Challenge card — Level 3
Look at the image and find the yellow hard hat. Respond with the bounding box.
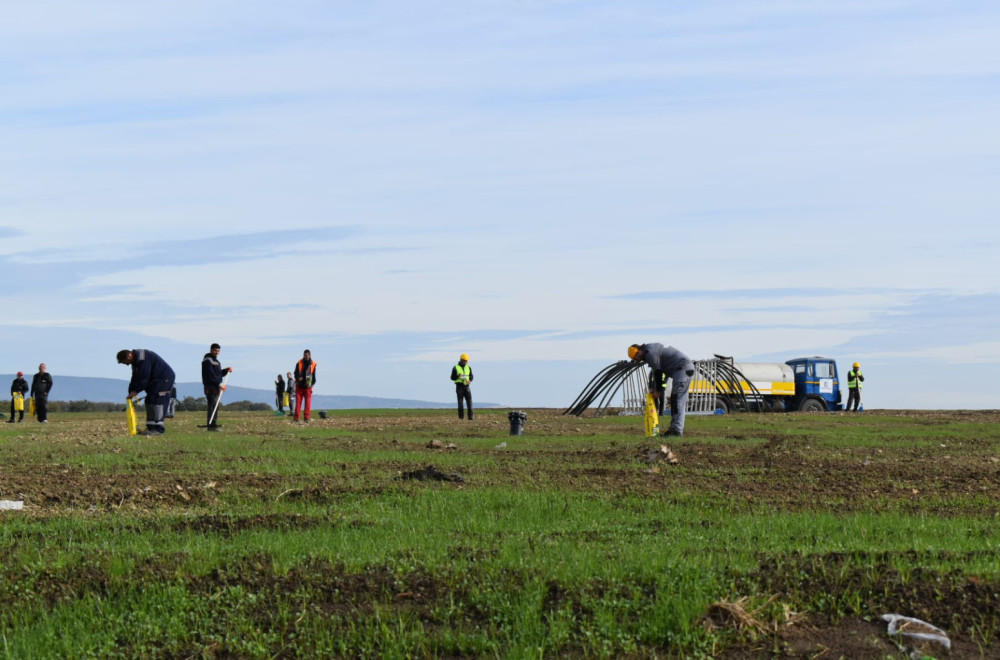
[853,362,860,368]
[460,353,470,361]
[627,345,640,359]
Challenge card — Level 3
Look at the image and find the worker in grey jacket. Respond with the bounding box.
[628,343,695,437]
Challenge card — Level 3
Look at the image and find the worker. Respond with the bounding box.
[116,349,176,435]
[275,374,286,414]
[293,349,317,422]
[8,371,28,423]
[30,363,53,424]
[201,343,233,431]
[656,371,668,416]
[450,353,474,420]
[628,343,694,437]
[846,361,864,412]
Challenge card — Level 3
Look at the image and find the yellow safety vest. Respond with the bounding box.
[453,364,471,384]
[848,370,863,389]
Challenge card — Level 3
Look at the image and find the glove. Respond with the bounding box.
[220,385,227,392]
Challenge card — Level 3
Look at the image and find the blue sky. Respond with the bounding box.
[2,1,998,409]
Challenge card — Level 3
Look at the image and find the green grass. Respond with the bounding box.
[0,409,998,658]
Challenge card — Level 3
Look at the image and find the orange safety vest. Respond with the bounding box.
[296,360,317,387]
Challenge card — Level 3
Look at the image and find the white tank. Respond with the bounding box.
[733,362,794,383]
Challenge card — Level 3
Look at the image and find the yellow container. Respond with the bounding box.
[644,393,659,437]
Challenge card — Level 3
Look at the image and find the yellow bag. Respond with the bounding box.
[644,392,660,437]
[126,398,138,436]
[283,392,290,407]
[12,393,24,412]
[29,397,35,416]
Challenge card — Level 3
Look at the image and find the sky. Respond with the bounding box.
[2,1,998,409]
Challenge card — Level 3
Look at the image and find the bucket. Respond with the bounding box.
[507,411,527,436]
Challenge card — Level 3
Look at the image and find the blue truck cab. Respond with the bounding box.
[785,357,842,412]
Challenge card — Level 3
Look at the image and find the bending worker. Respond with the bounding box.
[117,349,176,435]
[628,343,694,437]
[450,353,473,420]
[846,361,864,412]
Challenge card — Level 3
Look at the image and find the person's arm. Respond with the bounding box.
[45,375,52,394]
[129,359,149,396]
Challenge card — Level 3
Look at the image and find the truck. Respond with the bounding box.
[689,355,843,413]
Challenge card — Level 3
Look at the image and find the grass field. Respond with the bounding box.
[1,408,998,659]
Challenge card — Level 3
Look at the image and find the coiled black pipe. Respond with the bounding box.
[563,360,644,417]
[566,356,771,417]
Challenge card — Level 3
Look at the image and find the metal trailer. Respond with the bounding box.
[615,356,842,416]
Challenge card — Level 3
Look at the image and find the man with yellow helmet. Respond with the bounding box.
[628,343,694,437]
[846,361,864,412]
[450,353,474,420]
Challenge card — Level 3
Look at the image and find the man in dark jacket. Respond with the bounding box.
[201,343,232,431]
[30,364,53,423]
[286,371,296,414]
[275,374,286,414]
[628,343,695,437]
[8,371,28,423]
[117,349,175,435]
[450,353,474,420]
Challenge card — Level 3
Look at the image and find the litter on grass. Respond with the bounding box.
[882,613,951,652]
[644,445,679,464]
[0,500,24,510]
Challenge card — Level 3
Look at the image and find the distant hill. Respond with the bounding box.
[2,374,501,410]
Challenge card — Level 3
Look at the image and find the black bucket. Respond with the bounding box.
[507,411,527,436]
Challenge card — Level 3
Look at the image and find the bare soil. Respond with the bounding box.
[2,408,999,658]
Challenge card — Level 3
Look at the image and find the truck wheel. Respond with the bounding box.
[798,399,825,413]
[714,397,730,414]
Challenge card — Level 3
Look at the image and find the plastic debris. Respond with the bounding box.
[882,613,951,653]
[644,445,679,465]
[0,501,24,510]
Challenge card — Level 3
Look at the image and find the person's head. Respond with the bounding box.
[210,343,221,356]
[303,349,311,360]
[627,344,644,361]
[287,371,293,378]
[16,371,23,378]
[38,363,47,373]
[459,353,469,365]
[116,350,134,365]
[852,361,860,370]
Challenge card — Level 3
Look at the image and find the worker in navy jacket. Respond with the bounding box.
[201,343,233,431]
[628,343,695,437]
[30,364,53,423]
[117,349,175,435]
[8,371,28,423]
